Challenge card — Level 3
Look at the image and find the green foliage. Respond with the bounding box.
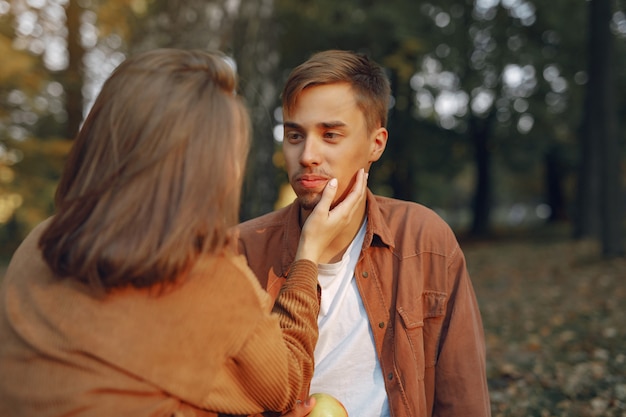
[276,0,625,235]
[0,137,71,257]
[0,0,624,254]
[276,0,426,65]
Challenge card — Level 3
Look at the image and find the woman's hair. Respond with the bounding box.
[281,50,391,133]
[39,48,250,291]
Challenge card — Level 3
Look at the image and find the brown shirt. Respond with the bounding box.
[238,190,491,417]
[0,219,320,417]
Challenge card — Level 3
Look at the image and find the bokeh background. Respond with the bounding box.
[0,0,625,415]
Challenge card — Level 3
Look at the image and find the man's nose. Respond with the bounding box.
[299,138,321,166]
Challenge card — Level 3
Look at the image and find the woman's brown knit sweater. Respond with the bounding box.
[0,220,320,417]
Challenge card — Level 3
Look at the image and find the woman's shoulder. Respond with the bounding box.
[3,217,55,286]
[192,252,272,308]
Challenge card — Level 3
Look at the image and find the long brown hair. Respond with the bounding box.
[39,49,250,291]
[282,50,391,133]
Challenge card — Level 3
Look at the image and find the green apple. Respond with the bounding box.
[309,393,348,417]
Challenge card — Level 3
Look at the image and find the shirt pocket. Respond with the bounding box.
[422,291,447,367]
[397,291,447,375]
[396,304,426,380]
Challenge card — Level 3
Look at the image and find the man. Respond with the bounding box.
[238,50,491,417]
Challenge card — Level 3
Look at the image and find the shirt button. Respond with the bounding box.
[387,372,393,380]
[361,271,369,278]
[378,322,385,328]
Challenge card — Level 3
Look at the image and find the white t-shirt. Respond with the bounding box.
[310,220,391,417]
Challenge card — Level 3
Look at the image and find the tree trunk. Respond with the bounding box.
[126,0,280,220]
[469,113,494,237]
[385,70,417,203]
[576,0,624,256]
[64,0,85,140]
[545,145,568,222]
[234,0,281,221]
[593,0,623,256]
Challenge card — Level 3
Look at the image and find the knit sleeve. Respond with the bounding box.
[199,259,319,415]
[271,259,320,396]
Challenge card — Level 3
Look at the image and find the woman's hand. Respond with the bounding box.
[282,397,316,417]
[295,168,367,264]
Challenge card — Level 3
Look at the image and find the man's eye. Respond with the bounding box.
[324,132,340,139]
[285,132,302,141]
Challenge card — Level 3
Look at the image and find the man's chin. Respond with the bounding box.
[297,195,322,211]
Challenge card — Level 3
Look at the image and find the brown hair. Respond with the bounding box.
[282,50,391,132]
[39,48,250,291]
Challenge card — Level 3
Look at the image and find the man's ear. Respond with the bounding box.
[369,127,388,163]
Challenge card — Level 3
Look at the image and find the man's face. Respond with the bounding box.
[282,82,387,211]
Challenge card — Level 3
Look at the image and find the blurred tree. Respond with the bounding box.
[233,0,282,220]
[63,0,84,140]
[272,0,596,236]
[1,0,624,256]
[130,0,281,220]
[0,0,143,254]
[527,1,588,225]
[0,5,54,254]
[409,0,592,236]
[576,0,624,256]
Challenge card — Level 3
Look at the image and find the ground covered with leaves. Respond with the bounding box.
[464,232,626,417]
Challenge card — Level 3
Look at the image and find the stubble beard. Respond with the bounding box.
[297,192,322,211]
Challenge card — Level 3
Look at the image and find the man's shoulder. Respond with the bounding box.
[237,204,297,250]
[236,205,295,282]
[369,193,459,253]
[238,204,292,232]
[372,194,444,224]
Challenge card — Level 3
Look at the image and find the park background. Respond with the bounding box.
[0,0,625,415]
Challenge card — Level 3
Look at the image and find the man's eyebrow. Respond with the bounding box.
[320,121,347,128]
[283,121,302,129]
[283,121,347,129]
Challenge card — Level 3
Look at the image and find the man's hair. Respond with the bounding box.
[281,50,391,132]
[39,48,250,291]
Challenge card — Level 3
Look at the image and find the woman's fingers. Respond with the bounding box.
[311,178,338,218]
[281,397,316,417]
[295,168,368,263]
[329,168,366,222]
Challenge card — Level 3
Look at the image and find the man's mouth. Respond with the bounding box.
[296,174,330,190]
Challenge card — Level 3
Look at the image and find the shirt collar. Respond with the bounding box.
[363,189,395,249]
[281,189,395,275]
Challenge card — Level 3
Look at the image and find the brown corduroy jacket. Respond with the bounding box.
[0,219,320,417]
[238,190,491,417]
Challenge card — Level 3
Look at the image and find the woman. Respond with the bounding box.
[0,49,366,417]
